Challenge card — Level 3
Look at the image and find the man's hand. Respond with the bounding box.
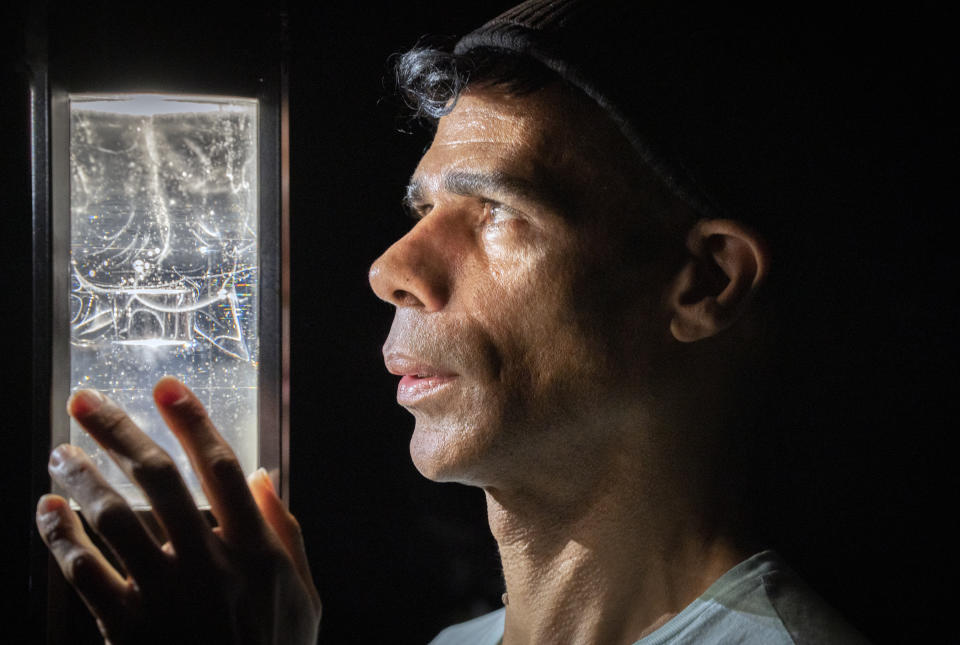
[36,376,322,644]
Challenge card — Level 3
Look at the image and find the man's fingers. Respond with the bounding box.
[67,389,213,558]
[153,377,267,546]
[36,494,132,621]
[248,469,322,610]
[48,444,164,581]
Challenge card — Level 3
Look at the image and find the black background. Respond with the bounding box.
[2,1,955,643]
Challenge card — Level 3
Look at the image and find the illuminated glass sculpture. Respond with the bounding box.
[67,95,262,508]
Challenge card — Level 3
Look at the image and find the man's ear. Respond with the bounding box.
[667,219,770,343]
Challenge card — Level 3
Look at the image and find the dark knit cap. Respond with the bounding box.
[454,0,821,224]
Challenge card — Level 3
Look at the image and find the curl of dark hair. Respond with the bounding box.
[394,45,559,121]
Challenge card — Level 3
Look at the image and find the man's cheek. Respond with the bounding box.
[483,235,553,284]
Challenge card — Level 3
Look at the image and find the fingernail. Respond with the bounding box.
[36,496,65,533]
[260,468,277,493]
[67,389,104,418]
[37,494,62,516]
[48,445,65,468]
[37,495,54,515]
[49,444,81,472]
[155,377,189,407]
[248,467,276,493]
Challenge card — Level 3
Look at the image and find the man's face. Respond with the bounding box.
[369,84,678,488]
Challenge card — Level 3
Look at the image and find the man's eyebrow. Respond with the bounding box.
[403,170,560,213]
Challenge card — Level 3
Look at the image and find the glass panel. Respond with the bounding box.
[68,94,259,509]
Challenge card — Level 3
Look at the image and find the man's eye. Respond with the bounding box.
[483,201,520,225]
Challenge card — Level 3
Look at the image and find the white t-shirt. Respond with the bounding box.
[428,551,869,644]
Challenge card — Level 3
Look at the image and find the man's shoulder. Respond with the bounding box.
[426,552,869,645]
[757,553,871,645]
[638,550,870,645]
[428,607,505,645]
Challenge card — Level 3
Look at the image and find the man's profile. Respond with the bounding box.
[36,1,886,643]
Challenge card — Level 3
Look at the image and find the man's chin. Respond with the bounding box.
[408,420,491,485]
[409,435,462,483]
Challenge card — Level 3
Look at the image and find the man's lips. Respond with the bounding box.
[396,374,456,405]
[384,353,458,406]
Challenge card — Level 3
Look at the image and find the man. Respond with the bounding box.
[37,1,868,643]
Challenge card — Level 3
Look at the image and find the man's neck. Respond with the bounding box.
[484,468,751,645]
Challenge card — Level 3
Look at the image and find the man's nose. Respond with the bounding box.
[369,219,452,311]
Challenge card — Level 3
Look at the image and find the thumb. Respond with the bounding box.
[247,469,320,607]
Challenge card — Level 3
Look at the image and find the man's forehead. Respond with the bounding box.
[408,84,658,225]
[431,91,544,147]
[411,87,585,193]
